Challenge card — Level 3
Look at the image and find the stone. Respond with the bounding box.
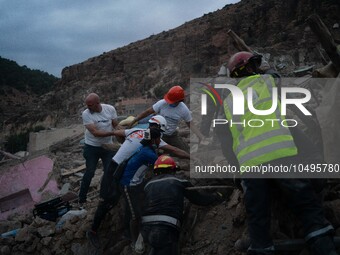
[0,245,11,255]
[65,230,74,241]
[41,237,52,246]
[14,227,30,242]
[38,225,55,237]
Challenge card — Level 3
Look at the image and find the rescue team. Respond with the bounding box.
[79,52,338,255]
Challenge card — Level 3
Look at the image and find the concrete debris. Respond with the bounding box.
[0,156,59,220]
[0,116,339,255]
[59,183,71,196]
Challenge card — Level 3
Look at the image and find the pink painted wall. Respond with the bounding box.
[0,156,60,220]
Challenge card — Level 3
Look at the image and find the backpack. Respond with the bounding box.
[33,192,77,222]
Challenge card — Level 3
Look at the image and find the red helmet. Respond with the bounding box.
[164,86,185,104]
[154,155,177,174]
[227,51,262,78]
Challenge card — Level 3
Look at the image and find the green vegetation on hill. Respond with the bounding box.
[0,56,59,95]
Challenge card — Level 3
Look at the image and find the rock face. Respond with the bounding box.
[2,0,340,135]
[45,0,339,123]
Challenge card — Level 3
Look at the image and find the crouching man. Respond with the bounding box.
[141,155,224,255]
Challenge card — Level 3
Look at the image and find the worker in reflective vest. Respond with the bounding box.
[223,73,298,168]
[217,51,338,255]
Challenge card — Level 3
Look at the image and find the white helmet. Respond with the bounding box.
[148,115,167,132]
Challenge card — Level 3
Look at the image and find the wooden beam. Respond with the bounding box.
[227,29,252,52]
[61,164,86,177]
[307,14,340,73]
[0,150,21,160]
[227,29,271,72]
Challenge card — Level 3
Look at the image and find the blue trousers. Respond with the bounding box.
[79,144,114,203]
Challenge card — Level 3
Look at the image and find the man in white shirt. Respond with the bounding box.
[79,93,119,204]
[129,85,205,152]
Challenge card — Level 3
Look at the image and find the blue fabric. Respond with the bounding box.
[135,123,149,129]
[138,114,153,124]
[120,146,157,186]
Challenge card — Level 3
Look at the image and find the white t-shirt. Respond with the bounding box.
[112,128,167,164]
[152,99,192,135]
[82,104,117,147]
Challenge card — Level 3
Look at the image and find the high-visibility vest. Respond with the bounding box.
[223,74,297,167]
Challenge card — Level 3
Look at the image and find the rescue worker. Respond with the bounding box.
[118,127,162,250]
[216,51,338,255]
[99,115,189,202]
[79,93,120,205]
[141,155,224,255]
[87,116,190,249]
[128,85,205,152]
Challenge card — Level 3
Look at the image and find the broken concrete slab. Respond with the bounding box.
[0,156,59,220]
[27,124,83,154]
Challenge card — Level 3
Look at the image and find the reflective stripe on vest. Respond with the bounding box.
[223,74,297,167]
[142,215,181,228]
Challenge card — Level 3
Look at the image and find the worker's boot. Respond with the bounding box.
[308,235,338,255]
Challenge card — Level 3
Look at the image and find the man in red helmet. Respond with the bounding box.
[129,85,205,152]
[216,52,337,255]
[140,155,224,255]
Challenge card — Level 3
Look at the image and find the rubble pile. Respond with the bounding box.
[0,124,340,255]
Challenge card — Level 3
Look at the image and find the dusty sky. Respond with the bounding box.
[0,0,240,77]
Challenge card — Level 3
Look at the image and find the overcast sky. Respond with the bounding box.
[0,0,240,77]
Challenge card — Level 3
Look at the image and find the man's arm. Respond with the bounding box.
[160,144,190,159]
[129,107,156,128]
[112,119,124,130]
[85,124,115,137]
[112,129,126,137]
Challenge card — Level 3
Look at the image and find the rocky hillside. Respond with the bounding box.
[50,0,339,119]
[0,57,59,143]
[2,0,340,135]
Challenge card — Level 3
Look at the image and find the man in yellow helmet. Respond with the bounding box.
[216,52,338,255]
